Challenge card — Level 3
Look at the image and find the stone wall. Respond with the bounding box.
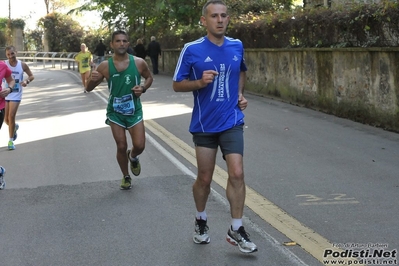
[160,47,399,132]
[12,28,23,52]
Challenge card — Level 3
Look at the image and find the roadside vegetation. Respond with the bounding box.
[1,0,398,52]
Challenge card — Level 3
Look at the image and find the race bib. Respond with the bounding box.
[13,78,20,92]
[113,94,135,115]
[3,78,19,92]
[82,58,89,68]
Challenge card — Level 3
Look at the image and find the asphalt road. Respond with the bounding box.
[0,64,398,266]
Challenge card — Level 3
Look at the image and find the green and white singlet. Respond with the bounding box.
[105,55,143,129]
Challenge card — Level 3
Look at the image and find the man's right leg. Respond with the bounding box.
[109,122,131,189]
[192,146,217,244]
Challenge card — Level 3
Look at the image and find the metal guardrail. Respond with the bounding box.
[16,51,102,71]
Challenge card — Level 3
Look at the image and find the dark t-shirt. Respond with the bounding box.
[95,42,107,56]
[127,46,134,55]
[147,41,161,57]
[134,44,146,59]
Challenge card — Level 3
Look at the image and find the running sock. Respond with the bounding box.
[231,218,243,231]
[128,153,138,162]
[196,211,207,221]
[9,138,13,142]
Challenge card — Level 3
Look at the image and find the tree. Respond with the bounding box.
[44,0,79,14]
[24,29,44,51]
[38,12,84,51]
[71,0,204,35]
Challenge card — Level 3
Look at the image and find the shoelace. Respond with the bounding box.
[197,221,208,235]
[237,227,251,241]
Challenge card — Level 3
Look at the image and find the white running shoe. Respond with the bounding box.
[193,219,210,244]
[227,226,258,253]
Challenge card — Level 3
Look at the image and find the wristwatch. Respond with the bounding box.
[141,85,147,93]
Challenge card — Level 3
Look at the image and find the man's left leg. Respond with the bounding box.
[225,154,258,253]
[126,120,145,176]
[221,125,258,253]
[5,101,20,150]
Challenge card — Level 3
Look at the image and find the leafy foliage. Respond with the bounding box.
[0,18,25,46]
[7,0,399,51]
[24,30,44,51]
[228,1,399,48]
[11,19,25,30]
[39,13,84,51]
[71,0,293,47]
[44,0,78,14]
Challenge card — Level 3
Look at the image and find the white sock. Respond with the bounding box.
[9,138,13,142]
[231,218,242,231]
[196,211,207,221]
[129,153,138,162]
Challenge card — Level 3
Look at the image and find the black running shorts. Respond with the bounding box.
[192,124,244,156]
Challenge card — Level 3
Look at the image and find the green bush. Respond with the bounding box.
[159,2,399,49]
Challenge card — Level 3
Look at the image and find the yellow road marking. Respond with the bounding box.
[145,119,364,265]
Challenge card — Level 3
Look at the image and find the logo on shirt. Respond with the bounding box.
[204,56,213,63]
[125,74,132,85]
[232,55,239,61]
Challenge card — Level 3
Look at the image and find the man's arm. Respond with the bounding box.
[239,71,245,95]
[0,74,15,98]
[22,62,34,87]
[0,75,15,98]
[238,71,248,111]
[173,70,218,92]
[86,61,107,91]
[6,75,15,89]
[131,58,153,96]
[139,60,153,91]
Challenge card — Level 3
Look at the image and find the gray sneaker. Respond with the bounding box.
[227,226,258,253]
[0,166,6,190]
[193,219,210,244]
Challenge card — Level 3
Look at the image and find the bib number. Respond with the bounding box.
[113,94,135,115]
[13,79,20,92]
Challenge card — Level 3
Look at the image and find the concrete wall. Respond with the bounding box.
[160,47,399,132]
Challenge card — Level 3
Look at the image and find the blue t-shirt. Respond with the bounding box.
[173,36,247,133]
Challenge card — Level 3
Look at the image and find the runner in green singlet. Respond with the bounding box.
[86,30,153,190]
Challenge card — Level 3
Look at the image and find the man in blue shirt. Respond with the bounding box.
[173,0,257,254]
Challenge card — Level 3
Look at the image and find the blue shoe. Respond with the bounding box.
[8,141,15,150]
[0,166,5,190]
[13,123,19,141]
